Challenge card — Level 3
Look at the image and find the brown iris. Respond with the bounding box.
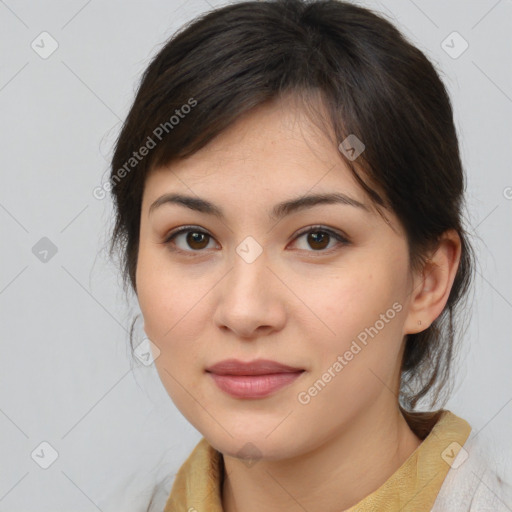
[186,231,210,250]
[306,231,330,250]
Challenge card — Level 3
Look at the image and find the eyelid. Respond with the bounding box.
[292,225,350,244]
[162,225,214,245]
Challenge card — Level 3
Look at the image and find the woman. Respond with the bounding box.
[108,0,512,510]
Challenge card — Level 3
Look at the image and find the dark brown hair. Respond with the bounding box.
[107,0,475,437]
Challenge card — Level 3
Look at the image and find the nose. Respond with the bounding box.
[213,246,287,340]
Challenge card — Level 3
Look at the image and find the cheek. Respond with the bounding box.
[136,260,210,417]
[136,247,200,341]
[135,259,219,397]
[139,285,207,356]
[298,268,378,337]
[301,265,405,373]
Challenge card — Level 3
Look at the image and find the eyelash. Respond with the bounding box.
[161,225,351,257]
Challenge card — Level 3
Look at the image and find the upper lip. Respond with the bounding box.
[205,358,304,376]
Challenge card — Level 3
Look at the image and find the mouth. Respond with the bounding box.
[205,359,305,399]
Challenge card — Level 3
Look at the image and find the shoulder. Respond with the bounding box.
[146,471,176,512]
[431,431,512,511]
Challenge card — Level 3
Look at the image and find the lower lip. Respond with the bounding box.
[207,371,304,398]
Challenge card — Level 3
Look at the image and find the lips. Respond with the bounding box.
[205,358,304,376]
[205,358,305,399]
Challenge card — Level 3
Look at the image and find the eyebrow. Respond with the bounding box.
[148,192,371,220]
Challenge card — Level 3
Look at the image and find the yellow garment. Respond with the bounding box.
[164,409,471,511]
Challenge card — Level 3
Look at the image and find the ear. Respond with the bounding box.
[403,229,462,335]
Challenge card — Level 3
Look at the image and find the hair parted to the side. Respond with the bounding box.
[107,0,476,438]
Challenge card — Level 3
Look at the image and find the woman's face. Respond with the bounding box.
[136,96,420,460]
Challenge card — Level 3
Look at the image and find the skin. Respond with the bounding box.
[135,93,461,512]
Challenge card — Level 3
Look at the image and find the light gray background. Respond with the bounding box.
[1,0,511,510]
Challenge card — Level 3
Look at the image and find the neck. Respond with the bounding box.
[221,401,422,512]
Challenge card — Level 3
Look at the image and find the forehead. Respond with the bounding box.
[140,95,402,235]
[144,96,366,200]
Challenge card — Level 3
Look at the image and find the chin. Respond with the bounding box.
[204,428,303,463]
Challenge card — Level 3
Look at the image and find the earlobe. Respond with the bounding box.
[403,230,462,335]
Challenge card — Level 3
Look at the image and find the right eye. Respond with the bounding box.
[162,226,219,254]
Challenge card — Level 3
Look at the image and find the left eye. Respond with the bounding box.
[291,227,350,252]
[162,226,350,254]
